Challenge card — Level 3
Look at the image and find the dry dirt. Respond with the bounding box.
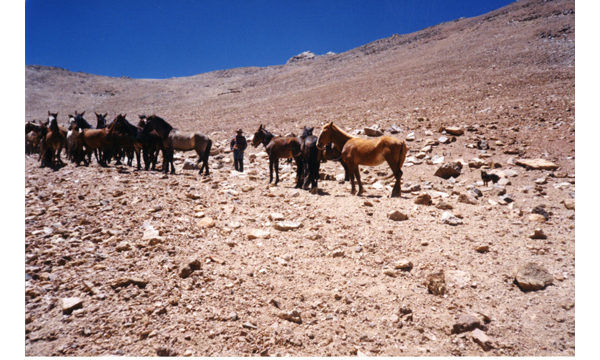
[25,0,575,356]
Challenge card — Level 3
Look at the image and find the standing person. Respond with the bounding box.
[230,129,247,172]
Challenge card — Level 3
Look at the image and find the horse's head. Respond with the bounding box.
[301,126,314,138]
[137,115,147,128]
[141,115,156,134]
[47,111,58,123]
[95,112,108,128]
[68,115,76,130]
[251,124,264,147]
[316,122,334,150]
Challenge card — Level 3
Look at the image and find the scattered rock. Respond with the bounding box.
[435,201,453,210]
[394,260,413,270]
[387,210,408,221]
[477,139,489,150]
[277,309,302,324]
[528,214,546,223]
[247,229,270,239]
[197,217,216,228]
[458,193,478,205]
[532,206,550,220]
[515,158,559,170]
[274,221,302,231]
[115,241,131,252]
[332,249,345,258]
[434,162,462,179]
[452,314,482,334]
[179,258,202,278]
[514,262,554,291]
[364,127,384,137]
[529,229,547,240]
[414,192,432,205]
[443,127,464,136]
[156,346,178,357]
[468,158,487,169]
[441,211,462,226]
[474,244,489,253]
[472,328,493,351]
[388,124,403,134]
[110,277,148,289]
[406,132,416,141]
[426,271,446,295]
[61,297,83,314]
[268,213,285,221]
[563,199,575,210]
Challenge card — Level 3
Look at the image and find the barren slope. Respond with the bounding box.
[25,0,575,356]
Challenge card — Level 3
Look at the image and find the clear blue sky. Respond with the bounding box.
[26,0,515,79]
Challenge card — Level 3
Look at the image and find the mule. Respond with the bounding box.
[39,112,67,169]
[299,127,320,191]
[316,122,408,197]
[141,115,212,175]
[251,124,304,187]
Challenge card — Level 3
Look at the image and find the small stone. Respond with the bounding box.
[179,258,202,278]
[197,217,216,228]
[563,199,575,210]
[242,322,257,330]
[514,262,554,291]
[268,213,285,221]
[332,249,345,258]
[468,158,487,169]
[458,193,478,205]
[383,269,396,277]
[115,241,131,252]
[229,312,239,321]
[434,162,462,179]
[452,314,482,334]
[435,201,453,210]
[247,229,270,240]
[472,328,493,351]
[414,193,432,205]
[515,158,559,170]
[438,136,450,144]
[443,127,464,136]
[277,310,302,324]
[528,214,546,223]
[394,260,413,270]
[529,229,547,240]
[364,127,384,137]
[156,346,178,357]
[406,132,416,141]
[441,211,462,226]
[387,210,408,221]
[61,297,83,314]
[426,271,446,295]
[274,221,302,231]
[142,228,163,243]
[474,244,489,253]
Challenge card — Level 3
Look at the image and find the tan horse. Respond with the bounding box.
[316,122,408,197]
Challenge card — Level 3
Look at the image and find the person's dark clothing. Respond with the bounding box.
[231,134,247,172]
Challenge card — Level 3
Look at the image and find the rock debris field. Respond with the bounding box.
[24,0,576,356]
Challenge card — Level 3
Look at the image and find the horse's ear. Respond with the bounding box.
[80,111,85,116]
[104,113,107,118]
[48,111,51,115]
[95,111,99,116]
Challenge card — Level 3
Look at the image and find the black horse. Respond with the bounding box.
[299,127,320,191]
[319,142,349,182]
[111,115,143,170]
[72,112,98,164]
[141,115,212,175]
[137,115,164,171]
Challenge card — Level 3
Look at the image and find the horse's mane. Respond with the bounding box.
[118,117,140,135]
[75,114,93,129]
[301,127,314,138]
[329,123,354,139]
[147,115,174,131]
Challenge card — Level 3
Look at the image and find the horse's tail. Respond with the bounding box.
[398,140,409,169]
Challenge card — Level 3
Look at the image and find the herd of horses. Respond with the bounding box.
[25,112,409,197]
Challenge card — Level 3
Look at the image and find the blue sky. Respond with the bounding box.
[25,0,517,79]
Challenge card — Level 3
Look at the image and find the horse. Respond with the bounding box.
[141,115,212,175]
[75,114,120,167]
[71,112,99,164]
[39,112,67,169]
[319,142,349,181]
[66,111,87,161]
[111,115,142,170]
[25,120,42,154]
[316,122,408,197]
[251,124,304,187]
[299,126,320,191]
[137,115,164,171]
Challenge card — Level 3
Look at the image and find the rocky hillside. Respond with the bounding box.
[25,0,575,356]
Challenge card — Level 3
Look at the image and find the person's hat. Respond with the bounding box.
[236,129,243,134]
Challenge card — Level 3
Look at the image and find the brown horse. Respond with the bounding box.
[141,115,212,175]
[316,122,408,197]
[251,124,304,187]
[75,114,120,166]
[39,112,67,168]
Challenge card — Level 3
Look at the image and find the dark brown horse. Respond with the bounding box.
[39,112,67,168]
[316,122,408,197]
[299,126,320,191]
[137,115,164,171]
[251,124,303,187]
[110,115,142,169]
[26,120,42,154]
[141,115,212,175]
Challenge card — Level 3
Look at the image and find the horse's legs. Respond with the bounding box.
[354,166,366,196]
[385,158,403,198]
[347,163,357,195]
[268,158,274,184]
[294,157,303,188]
[169,150,176,174]
[274,158,280,185]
